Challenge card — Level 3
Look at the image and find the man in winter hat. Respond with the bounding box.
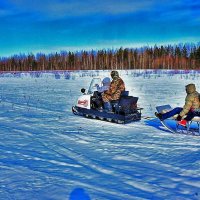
[102,70,125,112]
[177,84,200,126]
[155,83,200,126]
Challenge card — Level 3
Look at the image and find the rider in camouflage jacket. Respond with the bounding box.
[102,71,125,103]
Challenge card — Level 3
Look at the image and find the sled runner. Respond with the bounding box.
[156,105,200,136]
[72,78,143,124]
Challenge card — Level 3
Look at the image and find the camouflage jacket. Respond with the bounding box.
[104,77,125,100]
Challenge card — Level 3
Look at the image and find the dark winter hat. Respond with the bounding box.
[111,70,119,79]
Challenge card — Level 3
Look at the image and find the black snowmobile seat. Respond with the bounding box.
[119,96,138,114]
[110,91,129,104]
[110,99,119,104]
[120,96,138,105]
[121,91,129,97]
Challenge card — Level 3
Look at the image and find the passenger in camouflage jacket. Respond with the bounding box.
[102,71,125,103]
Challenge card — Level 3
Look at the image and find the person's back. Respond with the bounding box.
[155,83,200,124]
[177,84,200,126]
[107,76,125,100]
[103,71,125,99]
[179,83,200,117]
[102,70,125,111]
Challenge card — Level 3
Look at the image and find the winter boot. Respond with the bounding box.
[178,119,187,127]
[103,102,112,112]
[112,102,119,113]
[97,106,103,112]
[155,112,163,120]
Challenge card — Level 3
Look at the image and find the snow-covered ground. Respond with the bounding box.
[0,70,200,200]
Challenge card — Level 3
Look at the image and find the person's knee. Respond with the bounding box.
[174,107,182,112]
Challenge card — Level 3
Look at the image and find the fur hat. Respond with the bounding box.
[185,83,196,94]
[111,71,119,79]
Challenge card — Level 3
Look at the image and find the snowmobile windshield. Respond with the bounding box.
[88,78,102,94]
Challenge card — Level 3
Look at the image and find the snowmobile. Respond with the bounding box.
[72,78,143,124]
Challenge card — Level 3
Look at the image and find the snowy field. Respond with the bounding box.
[0,70,200,200]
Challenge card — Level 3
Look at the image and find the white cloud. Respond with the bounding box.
[9,0,157,18]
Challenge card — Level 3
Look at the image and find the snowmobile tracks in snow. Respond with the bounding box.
[72,106,142,124]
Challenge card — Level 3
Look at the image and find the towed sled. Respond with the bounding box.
[156,105,200,136]
[72,78,143,124]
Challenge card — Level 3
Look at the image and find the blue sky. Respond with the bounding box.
[0,0,200,57]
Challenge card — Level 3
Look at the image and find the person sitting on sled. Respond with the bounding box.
[179,107,200,126]
[102,70,125,112]
[155,83,200,126]
[178,92,200,126]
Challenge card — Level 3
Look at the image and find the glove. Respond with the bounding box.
[176,115,182,121]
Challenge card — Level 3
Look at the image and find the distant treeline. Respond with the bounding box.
[0,43,200,71]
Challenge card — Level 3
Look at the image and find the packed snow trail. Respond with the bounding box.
[0,70,200,200]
